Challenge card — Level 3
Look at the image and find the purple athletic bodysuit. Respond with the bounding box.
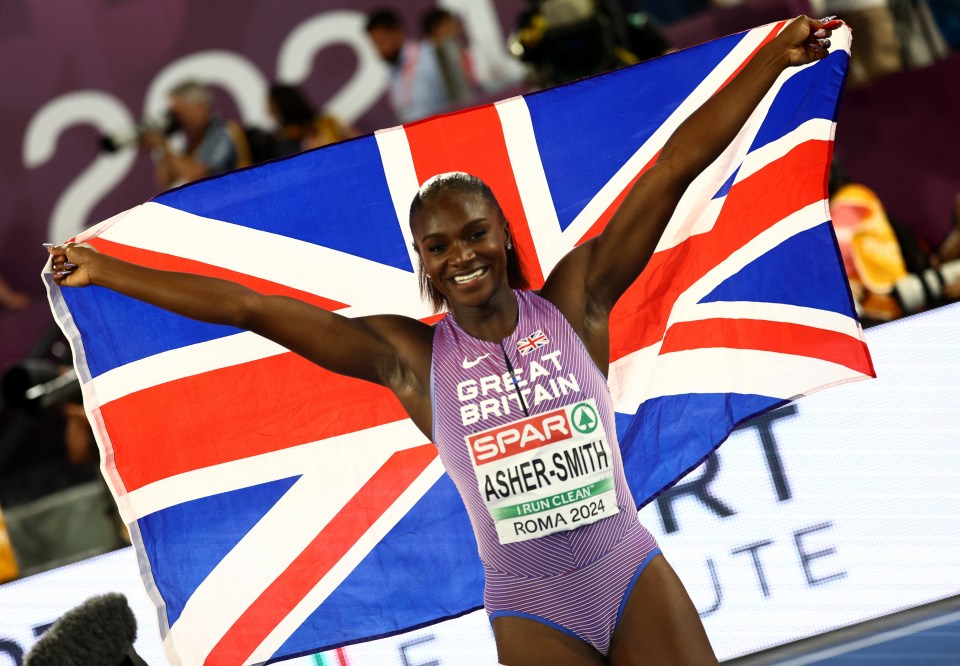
[431,289,659,655]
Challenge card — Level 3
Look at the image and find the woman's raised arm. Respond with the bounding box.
[541,16,835,361]
[49,243,434,395]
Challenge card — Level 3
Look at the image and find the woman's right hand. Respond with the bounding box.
[47,242,99,288]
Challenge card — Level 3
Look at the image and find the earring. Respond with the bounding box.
[506,239,513,250]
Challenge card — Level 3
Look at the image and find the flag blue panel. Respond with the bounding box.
[527,32,748,231]
[272,475,483,657]
[617,393,781,506]
[138,476,301,626]
[699,222,855,316]
[62,286,239,378]
[749,50,850,153]
[154,138,414,272]
[714,165,741,199]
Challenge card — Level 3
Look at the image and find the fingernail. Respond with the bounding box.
[814,29,826,38]
[63,263,78,269]
[821,15,837,21]
[42,243,56,248]
[54,270,72,277]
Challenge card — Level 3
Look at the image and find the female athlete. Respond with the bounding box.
[50,17,834,665]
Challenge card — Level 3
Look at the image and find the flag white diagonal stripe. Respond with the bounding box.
[248,457,447,663]
[376,125,422,271]
[496,96,566,276]
[657,61,822,251]
[126,419,426,517]
[100,202,433,318]
[658,118,834,254]
[91,332,286,406]
[608,200,848,410]
[739,118,834,184]
[563,25,777,244]
[607,304,862,414]
[673,200,830,312]
[164,424,429,664]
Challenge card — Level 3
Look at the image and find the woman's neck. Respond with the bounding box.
[449,287,519,343]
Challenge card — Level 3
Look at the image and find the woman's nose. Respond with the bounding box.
[450,241,475,264]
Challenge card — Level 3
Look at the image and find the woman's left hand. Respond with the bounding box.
[775,15,840,68]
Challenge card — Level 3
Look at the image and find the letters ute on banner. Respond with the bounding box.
[46,21,872,666]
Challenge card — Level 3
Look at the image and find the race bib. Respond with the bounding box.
[466,398,619,544]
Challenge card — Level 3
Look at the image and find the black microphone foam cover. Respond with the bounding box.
[24,592,140,666]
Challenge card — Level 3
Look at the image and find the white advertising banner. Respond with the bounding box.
[1,303,957,664]
[650,303,960,659]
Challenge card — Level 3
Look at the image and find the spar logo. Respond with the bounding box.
[571,402,598,435]
[467,408,572,465]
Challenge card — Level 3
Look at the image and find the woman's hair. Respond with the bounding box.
[409,172,529,312]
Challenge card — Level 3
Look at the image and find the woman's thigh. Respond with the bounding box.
[608,554,718,666]
[492,614,607,666]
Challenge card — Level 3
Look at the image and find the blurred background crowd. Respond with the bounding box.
[1,0,958,586]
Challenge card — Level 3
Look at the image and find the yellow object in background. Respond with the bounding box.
[831,183,909,294]
[0,503,19,582]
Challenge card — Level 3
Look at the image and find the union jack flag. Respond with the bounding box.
[516,329,550,356]
[45,22,871,666]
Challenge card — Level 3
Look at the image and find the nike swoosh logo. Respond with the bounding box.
[462,353,491,369]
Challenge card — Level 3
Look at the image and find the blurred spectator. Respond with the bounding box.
[1,332,93,509]
[266,84,359,159]
[0,274,29,311]
[0,343,126,573]
[926,0,960,48]
[825,0,904,86]
[511,0,668,87]
[141,80,251,190]
[893,0,951,66]
[421,7,481,103]
[365,7,481,123]
[0,384,96,509]
[824,0,950,85]
[629,0,711,25]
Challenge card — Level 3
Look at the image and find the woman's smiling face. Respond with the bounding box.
[411,190,511,311]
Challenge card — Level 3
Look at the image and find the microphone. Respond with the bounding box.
[24,593,148,665]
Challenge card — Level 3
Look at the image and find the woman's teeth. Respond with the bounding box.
[453,268,486,284]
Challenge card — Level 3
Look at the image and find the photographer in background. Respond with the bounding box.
[0,333,127,574]
[141,80,250,190]
[265,83,359,159]
[1,352,94,509]
[365,7,482,124]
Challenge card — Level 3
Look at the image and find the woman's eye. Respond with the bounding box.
[469,229,486,241]
[428,244,446,254]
